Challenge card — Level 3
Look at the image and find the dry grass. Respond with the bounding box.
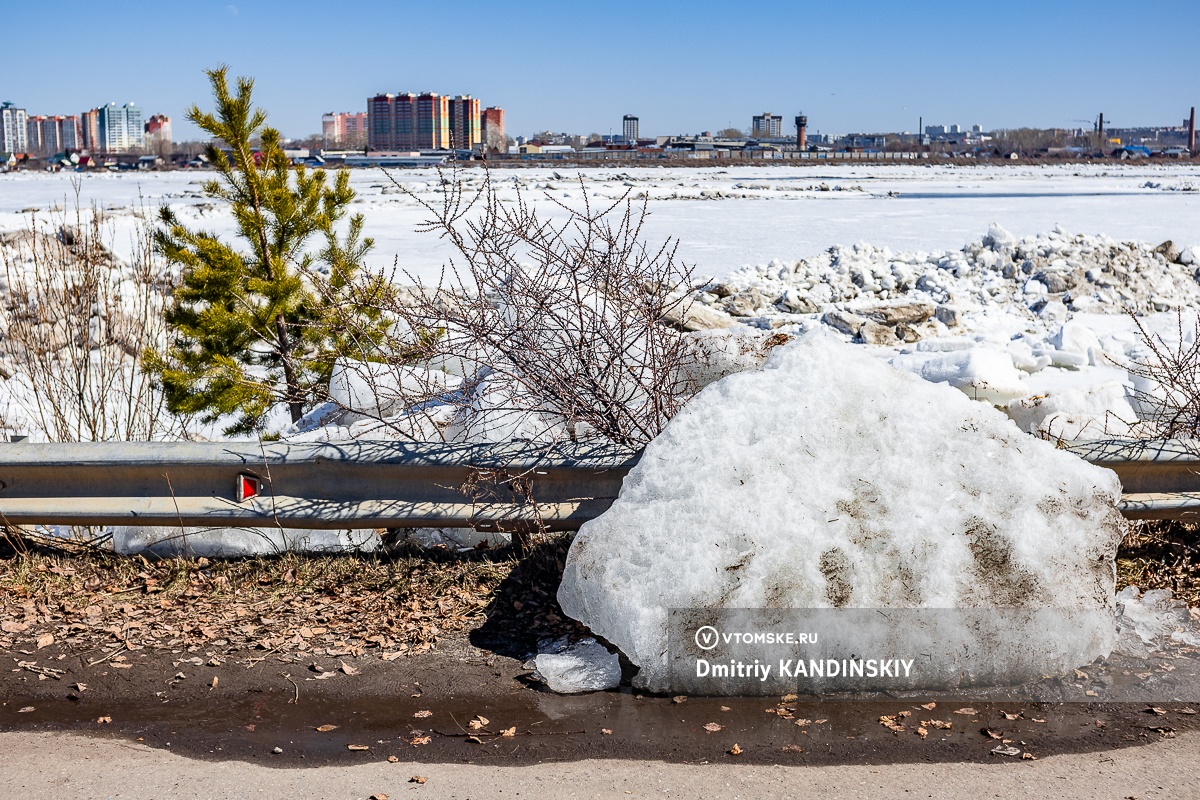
[1117,520,1200,606]
[0,534,579,662]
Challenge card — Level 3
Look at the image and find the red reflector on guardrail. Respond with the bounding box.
[237,474,260,502]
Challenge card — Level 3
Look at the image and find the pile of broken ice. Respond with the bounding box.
[558,331,1128,694]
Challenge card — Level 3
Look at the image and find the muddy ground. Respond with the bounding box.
[2,630,1198,769]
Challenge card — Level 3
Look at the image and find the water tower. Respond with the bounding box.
[794,113,807,152]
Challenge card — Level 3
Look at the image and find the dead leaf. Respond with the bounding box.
[983,728,1002,739]
[1001,711,1021,720]
[780,744,804,753]
[468,715,489,730]
[465,735,482,744]
[413,710,432,718]
[409,735,431,746]
[794,718,812,727]
[814,719,828,724]
[387,755,399,763]
[897,710,911,718]
[1180,708,1197,715]
[1,621,27,633]
[500,727,516,737]
[409,776,427,784]
[17,706,34,713]
[36,633,54,649]
[953,707,978,716]
[728,743,743,755]
[600,728,613,735]
[671,695,687,704]
[924,720,952,730]
[916,727,928,739]
[210,676,218,689]
[991,745,1021,757]
[73,683,87,692]
[1022,752,1038,760]
[339,661,359,676]
[1147,706,1169,716]
[703,722,724,733]
[309,671,337,680]
[347,744,370,751]
[719,705,731,712]
[371,794,390,800]
[920,702,937,710]
[315,724,338,732]
[97,716,112,724]
[780,693,798,702]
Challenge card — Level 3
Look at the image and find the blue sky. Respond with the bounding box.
[8,0,1200,140]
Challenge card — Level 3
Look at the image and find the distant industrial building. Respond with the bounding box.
[752,112,782,138]
[623,115,639,142]
[322,111,368,148]
[1,102,27,153]
[97,102,144,152]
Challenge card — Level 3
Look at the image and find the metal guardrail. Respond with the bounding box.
[0,441,640,532]
[1064,438,1200,520]
[0,437,1198,531]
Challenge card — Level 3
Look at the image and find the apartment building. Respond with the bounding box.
[322,111,368,148]
[97,102,145,152]
[25,115,81,155]
[447,95,480,150]
[1,102,27,153]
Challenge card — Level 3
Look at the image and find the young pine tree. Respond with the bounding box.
[148,67,389,435]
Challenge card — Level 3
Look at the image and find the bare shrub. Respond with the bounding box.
[0,188,188,442]
[315,167,703,447]
[1126,312,1200,439]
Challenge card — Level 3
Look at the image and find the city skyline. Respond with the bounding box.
[5,0,1200,142]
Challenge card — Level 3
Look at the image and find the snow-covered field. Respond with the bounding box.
[3,163,1200,445]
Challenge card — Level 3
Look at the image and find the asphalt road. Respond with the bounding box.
[1,729,1197,800]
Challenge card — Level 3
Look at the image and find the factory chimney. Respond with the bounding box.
[794,113,807,152]
[1189,107,1196,155]
[1097,112,1104,144]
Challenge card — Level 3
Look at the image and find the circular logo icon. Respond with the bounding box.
[694,625,720,651]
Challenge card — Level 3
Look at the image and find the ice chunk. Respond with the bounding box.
[558,331,1126,694]
[329,359,462,419]
[1005,381,1137,441]
[534,637,621,694]
[889,347,1030,404]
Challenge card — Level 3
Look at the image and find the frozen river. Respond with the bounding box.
[1,163,1199,283]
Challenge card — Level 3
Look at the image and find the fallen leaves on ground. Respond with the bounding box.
[413,710,432,719]
[953,708,978,716]
[0,547,525,664]
[500,727,516,737]
[409,775,428,784]
[96,716,111,724]
[347,744,370,751]
[315,724,338,732]
[703,722,724,733]
[468,715,489,730]
[409,735,431,747]
[728,743,743,755]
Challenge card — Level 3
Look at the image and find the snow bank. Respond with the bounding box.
[558,331,1126,693]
